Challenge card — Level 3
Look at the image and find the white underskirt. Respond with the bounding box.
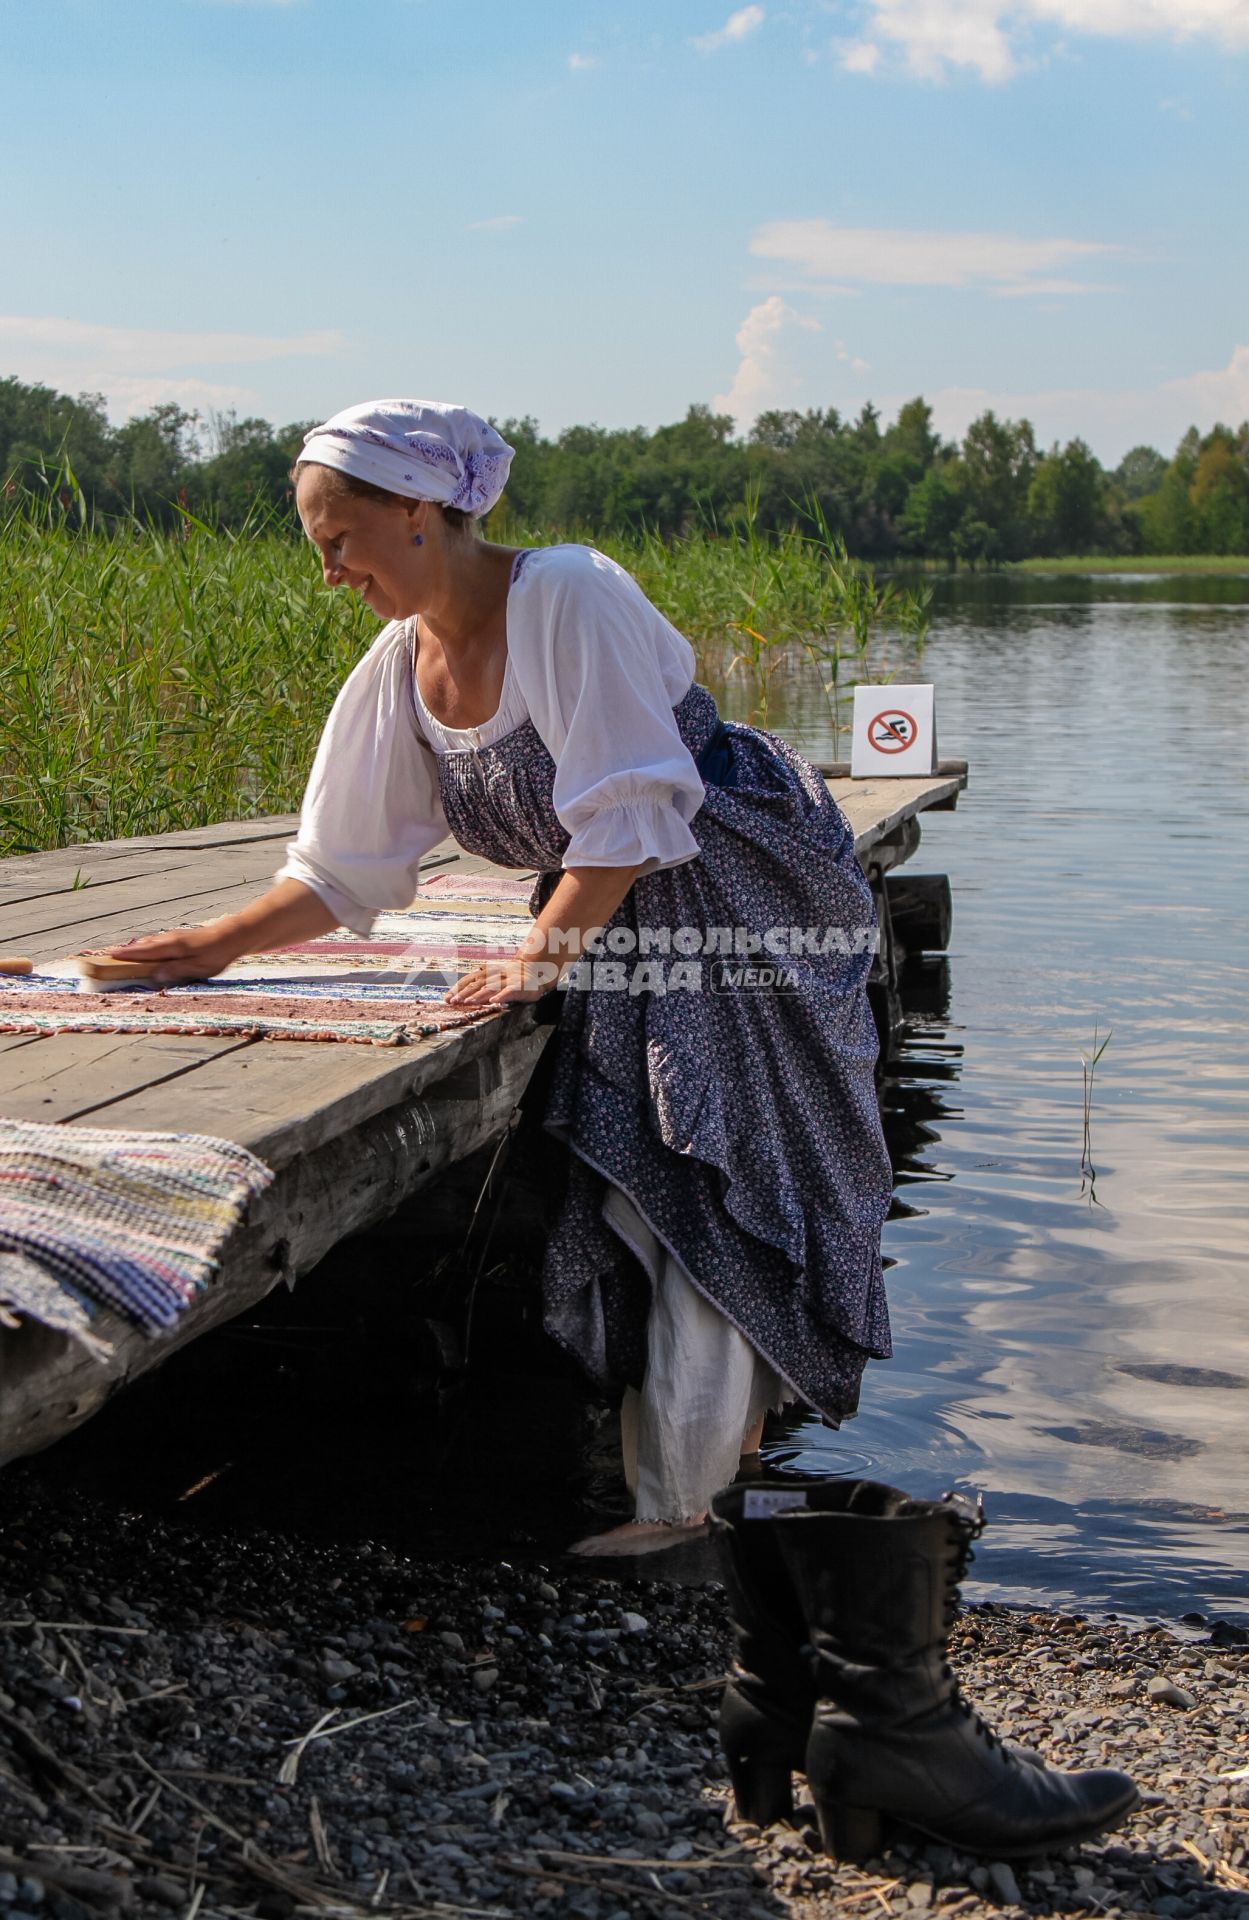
[601,1182,797,1524]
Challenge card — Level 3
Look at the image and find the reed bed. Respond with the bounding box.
[0,496,929,856]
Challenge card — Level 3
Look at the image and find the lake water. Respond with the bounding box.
[724,571,1249,1623]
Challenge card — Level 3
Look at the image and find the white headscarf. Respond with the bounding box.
[298,399,514,518]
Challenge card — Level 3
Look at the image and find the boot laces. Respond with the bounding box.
[937,1491,1012,1760]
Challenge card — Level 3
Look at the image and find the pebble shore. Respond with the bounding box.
[2,1468,1248,1920]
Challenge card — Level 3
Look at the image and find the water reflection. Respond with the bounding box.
[751,572,1249,1624]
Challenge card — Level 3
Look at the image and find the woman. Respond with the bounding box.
[111,399,894,1556]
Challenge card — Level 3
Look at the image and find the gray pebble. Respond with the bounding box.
[135,1876,187,1909]
[986,1860,1021,1905]
[1147,1675,1198,1709]
[318,1652,360,1684]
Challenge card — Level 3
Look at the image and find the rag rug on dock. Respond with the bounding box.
[0,1116,274,1359]
[0,873,536,1048]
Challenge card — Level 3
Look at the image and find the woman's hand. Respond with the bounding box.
[441,866,647,1011]
[102,921,245,986]
[443,957,561,1008]
[100,880,340,987]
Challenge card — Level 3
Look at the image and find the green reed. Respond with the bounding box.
[1,486,929,855]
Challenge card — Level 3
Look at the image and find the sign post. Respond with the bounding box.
[850,684,938,777]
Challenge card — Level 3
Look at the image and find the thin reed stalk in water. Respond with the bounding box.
[1079,1023,1112,1204]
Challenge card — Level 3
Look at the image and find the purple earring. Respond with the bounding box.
[411,532,423,547]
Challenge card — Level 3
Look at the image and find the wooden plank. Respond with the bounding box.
[0,1032,260,1124]
[4,887,280,967]
[0,824,464,908]
[816,757,968,780]
[0,1034,51,1063]
[0,1018,550,1467]
[0,853,311,944]
[827,773,965,855]
[0,846,287,912]
[3,875,538,969]
[0,845,526,956]
[0,817,302,891]
[80,1003,531,1168]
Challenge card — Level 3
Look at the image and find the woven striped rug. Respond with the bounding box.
[0,1116,274,1357]
[0,873,540,1048]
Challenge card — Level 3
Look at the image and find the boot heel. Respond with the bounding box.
[725,1750,794,1827]
[817,1799,884,1863]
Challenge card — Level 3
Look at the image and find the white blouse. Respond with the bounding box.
[275,544,707,935]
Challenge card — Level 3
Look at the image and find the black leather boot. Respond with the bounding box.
[772,1482,1140,1863]
[708,1477,1049,1826]
[707,1479,825,1825]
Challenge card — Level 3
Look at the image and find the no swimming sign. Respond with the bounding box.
[850,683,938,777]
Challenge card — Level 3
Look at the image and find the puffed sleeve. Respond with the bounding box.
[511,549,706,875]
[273,621,450,935]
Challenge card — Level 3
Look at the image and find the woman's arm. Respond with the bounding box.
[102,624,447,984]
[104,878,340,984]
[444,862,647,1008]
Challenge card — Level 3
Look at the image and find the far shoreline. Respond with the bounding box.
[1008,554,1249,576]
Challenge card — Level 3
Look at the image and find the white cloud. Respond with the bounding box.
[0,315,341,370]
[1162,339,1249,423]
[692,5,765,53]
[466,214,525,231]
[919,341,1249,463]
[95,375,260,416]
[839,39,882,71]
[750,221,1120,296]
[567,51,599,69]
[0,313,344,421]
[713,295,822,426]
[849,0,1249,83]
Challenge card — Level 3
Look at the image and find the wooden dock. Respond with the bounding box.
[0,760,966,1466]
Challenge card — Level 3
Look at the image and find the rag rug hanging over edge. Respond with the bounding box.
[0,1116,275,1361]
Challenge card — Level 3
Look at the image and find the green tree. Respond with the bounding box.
[1138,427,1201,553]
[105,403,197,516]
[1113,445,1167,500]
[873,398,942,541]
[897,461,964,560]
[193,411,314,523]
[959,411,1037,559]
[0,377,113,501]
[1027,438,1105,554]
[1189,425,1249,552]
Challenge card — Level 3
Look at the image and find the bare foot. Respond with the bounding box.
[567,1517,707,1557]
[740,1414,765,1458]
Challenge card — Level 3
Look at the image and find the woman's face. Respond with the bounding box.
[297,467,426,621]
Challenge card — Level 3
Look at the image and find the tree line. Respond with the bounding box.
[3,374,1247,561]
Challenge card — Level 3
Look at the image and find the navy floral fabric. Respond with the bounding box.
[435,680,894,1422]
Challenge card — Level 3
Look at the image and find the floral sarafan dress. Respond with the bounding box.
[279,544,895,1521]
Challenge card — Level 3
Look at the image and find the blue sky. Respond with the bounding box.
[2,0,1246,463]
